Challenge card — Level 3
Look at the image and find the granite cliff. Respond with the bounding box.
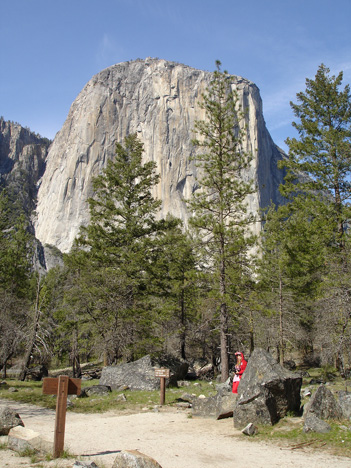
[11,58,285,255]
[0,118,49,215]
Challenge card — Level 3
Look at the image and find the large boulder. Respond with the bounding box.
[192,392,237,420]
[153,354,189,385]
[304,384,343,420]
[0,406,24,435]
[100,355,187,391]
[112,449,163,468]
[8,426,53,454]
[233,349,302,428]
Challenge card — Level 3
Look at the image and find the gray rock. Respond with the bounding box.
[242,423,258,436]
[178,393,193,403]
[100,355,187,391]
[309,378,325,385]
[34,58,286,255]
[100,356,161,391]
[215,377,232,395]
[7,426,53,454]
[0,407,24,435]
[151,354,188,385]
[79,385,111,397]
[112,449,163,468]
[192,392,237,420]
[338,391,351,420]
[177,380,191,387]
[233,348,302,428]
[303,413,331,433]
[25,365,48,381]
[116,385,130,392]
[176,402,191,408]
[8,387,18,393]
[115,393,127,402]
[283,360,296,371]
[339,425,351,431]
[194,363,214,380]
[304,384,343,420]
[73,462,99,468]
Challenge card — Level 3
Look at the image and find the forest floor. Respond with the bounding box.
[1,399,351,468]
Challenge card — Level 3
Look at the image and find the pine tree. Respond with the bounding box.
[0,190,34,377]
[76,133,175,360]
[258,198,329,362]
[148,220,199,359]
[187,61,255,381]
[281,64,351,243]
[0,191,32,296]
[276,64,351,366]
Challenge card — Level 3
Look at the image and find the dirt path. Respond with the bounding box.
[1,399,350,468]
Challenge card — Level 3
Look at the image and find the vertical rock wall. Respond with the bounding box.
[34,58,286,253]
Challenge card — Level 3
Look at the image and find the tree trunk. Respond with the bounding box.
[219,246,229,382]
[249,310,255,355]
[71,325,81,378]
[19,277,41,381]
[180,288,186,360]
[332,149,344,244]
[279,275,284,365]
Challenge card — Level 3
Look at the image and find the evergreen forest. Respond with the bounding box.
[1,63,351,382]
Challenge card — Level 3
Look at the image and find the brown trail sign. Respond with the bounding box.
[154,368,170,405]
[43,375,81,458]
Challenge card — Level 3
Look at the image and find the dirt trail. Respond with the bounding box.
[0,399,350,468]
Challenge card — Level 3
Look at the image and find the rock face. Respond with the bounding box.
[0,118,49,213]
[0,118,52,270]
[233,349,302,427]
[34,58,286,253]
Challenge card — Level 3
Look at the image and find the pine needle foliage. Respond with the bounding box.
[187,61,256,381]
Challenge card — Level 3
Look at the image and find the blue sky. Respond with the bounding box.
[1,0,351,152]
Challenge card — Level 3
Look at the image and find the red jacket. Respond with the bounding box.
[232,352,247,393]
[235,352,247,376]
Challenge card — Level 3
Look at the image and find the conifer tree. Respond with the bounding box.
[76,133,175,360]
[188,61,255,381]
[258,198,330,362]
[281,64,351,244]
[275,64,351,365]
[0,190,34,377]
[148,221,199,359]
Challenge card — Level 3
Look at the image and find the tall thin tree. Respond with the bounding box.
[188,61,255,381]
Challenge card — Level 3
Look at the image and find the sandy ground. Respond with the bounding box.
[0,399,350,468]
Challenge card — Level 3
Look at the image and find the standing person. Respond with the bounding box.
[232,351,247,393]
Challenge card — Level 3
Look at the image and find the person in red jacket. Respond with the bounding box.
[232,351,247,393]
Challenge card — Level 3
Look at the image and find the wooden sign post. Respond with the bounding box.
[154,368,170,405]
[43,376,81,458]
